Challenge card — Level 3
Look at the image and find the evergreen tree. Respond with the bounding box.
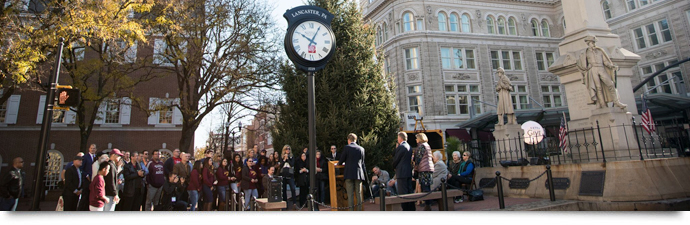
[272,0,400,173]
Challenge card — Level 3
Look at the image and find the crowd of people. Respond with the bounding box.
[0,131,476,212]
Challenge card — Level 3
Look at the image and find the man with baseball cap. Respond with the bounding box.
[104,148,123,211]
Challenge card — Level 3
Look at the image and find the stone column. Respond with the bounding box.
[549,0,641,162]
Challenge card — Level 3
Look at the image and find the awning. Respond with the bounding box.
[636,93,690,120]
[454,106,570,131]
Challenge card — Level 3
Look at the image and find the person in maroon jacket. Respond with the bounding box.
[201,157,216,211]
[215,158,231,211]
[145,150,165,211]
[89,162,110,211]
[229,154,242,208]
[241,158,259,210]
[187,161,202,211]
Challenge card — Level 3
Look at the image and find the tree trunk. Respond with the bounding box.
[179,120,199,153]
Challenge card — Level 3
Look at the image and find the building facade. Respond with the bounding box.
[360,0,689,134]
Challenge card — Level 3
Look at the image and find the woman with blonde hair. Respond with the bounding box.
[279,145,297,210]
[412,133,434,211]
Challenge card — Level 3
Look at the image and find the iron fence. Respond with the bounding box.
[460,119,689,168]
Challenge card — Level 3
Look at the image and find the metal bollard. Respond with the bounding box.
[596,120,607,163]
[379,183,386,211]
[239,192,245,211]
[441,178,448,211]
[496,171,505,209]
[307,194,314,211]
[225,188,230,211]
[250,196,257,211]
[229,192,235,211]
[546,165,555,201]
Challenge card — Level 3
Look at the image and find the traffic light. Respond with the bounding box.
[56,86,80,108]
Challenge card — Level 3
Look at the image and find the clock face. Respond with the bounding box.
[290,20,334,62]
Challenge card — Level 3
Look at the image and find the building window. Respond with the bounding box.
[153,38,169,66]
[440,48,475,70]
[541,20,550,37]
[148,97,181,126]
[0,101,6,123]
[383,22,389,40]
[531,19,540,36]
[508,17,517,35]
[627,0,637,11]
[104,100,120,124]
[511,85,529,110]
[490,50,522,71]
[497,17,506,35]
[536,52,555,71]
[405,47,419,70]
[449,13,459,32]
[417,19,424,31]
[461,14,471,32]
[159,101,174,124]
[403,12,414,32]
[438,12,447,31]
[486,16,495,34]
[602,1,612,19]
[385,57,391,75]
[407,86,423,115]
[641,60,685,94]
[541,85,563,108]
[633,19,673,50]
[446,84,481,115]
[376,26,383,46]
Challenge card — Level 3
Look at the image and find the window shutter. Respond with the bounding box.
[148,97,159,125]
[172,98,183,125]
[5,95,21,124]
[65,109,77,124]
[120,97,132,125]
[94,100,106,124]
[36,95,46,124]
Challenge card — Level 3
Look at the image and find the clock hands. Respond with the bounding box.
[310,26,321,46]
[295,31,317,47]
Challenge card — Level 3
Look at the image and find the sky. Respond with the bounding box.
[192,0,309,149]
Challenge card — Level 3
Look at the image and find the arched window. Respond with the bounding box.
[541,19,550,37]
[159,149,173,162]
[602,1,612,19]
[45,150,64,191]
[383,22,388,41]
[562,17,566,31]
[403,12,414,32]
[508,17,517,35]
[449,13,459,32]
[438,12,447,31]
[487,16,495,34]
[531,19,540,36]
[497,17,506,35]
[461,14,471,32]
[376,26,382,46]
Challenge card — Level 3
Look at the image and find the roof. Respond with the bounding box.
[455,106,569,131]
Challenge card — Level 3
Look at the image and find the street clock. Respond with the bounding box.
[284,5,336,72]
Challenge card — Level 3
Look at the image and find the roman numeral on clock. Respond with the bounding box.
[324,40,330,44]
[309,55,314,60]
[322,47,329,53]
[293,38,299,43]
[309,23,314,29]
[301,52,306,58]
[301,24,306,30]
[295,46,301,52]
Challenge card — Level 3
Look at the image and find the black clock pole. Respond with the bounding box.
[307,71,317,210]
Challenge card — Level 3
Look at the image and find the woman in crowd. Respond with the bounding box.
[447,151,462,176]
[91,154,110,180]
[216,158,231,211]
[187,161,202,211]
[241,158,259,210]
[230,154,242,206]
[271,151,280,167]
[315,150,328,203]
[431,151,449,191]
[89,162,110,211]
[279,145,297,210]
[413,133,434,211]
[295,153,309,207]
[448,151,475,203]
[201,157,215,211]
[259,157,269,175]
[267,152,276,168]
[160,173,187,211]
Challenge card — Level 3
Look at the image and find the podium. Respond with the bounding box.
[328,161,361,211]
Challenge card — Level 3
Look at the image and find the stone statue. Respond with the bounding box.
[495,67,516,125]
[576,36,627,109]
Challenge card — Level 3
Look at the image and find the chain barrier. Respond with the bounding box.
[312,197,373,210]
[499,170,547,183]
[295,201,309,211]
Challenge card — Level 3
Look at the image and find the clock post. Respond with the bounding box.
[283,5,336,210]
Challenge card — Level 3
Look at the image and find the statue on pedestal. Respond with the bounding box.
[576,36,627,110]
[495,67,516,125]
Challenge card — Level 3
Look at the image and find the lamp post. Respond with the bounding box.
[231,121,242,155]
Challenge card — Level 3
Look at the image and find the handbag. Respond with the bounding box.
[468,189,484,202]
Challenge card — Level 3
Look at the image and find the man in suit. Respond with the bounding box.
[62,156,83,211]
[120,151,146,211]
[78,144,98,211]
[336,133,365,211]
[328,145,340,161]
[391,132,415,211]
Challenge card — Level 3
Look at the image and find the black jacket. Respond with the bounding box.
[337,143,366,181]
[0,167,24,199]
[392,142,413,179]
[316,157,329,181]
[294,158,309,186]
[122,162,144,197]
[279,155,295,179]
[62,166,82,196]
[104,160,119,196]
[163,158,175,177]
[160,179,185,206]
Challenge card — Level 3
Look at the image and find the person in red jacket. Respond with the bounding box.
[187,161,203,211]
[215,158,231,211]
[89,162,110,211]
[241,159,259,210]
[201,157,216,211]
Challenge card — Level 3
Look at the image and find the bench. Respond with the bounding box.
[255,198,286,211]
[373,189,464,211]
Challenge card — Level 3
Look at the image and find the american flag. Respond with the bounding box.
[559,113,568,153]
[640,95,656,135]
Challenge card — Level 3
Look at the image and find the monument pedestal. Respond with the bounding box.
[492,124,524,161]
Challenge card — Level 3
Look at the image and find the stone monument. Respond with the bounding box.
[493,67,522,160]
[548,0,640,161]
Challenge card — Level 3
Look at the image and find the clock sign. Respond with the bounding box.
[284,6,336,72]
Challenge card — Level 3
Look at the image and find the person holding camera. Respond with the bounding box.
[159,173,187,211]
[279,145,297,210]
